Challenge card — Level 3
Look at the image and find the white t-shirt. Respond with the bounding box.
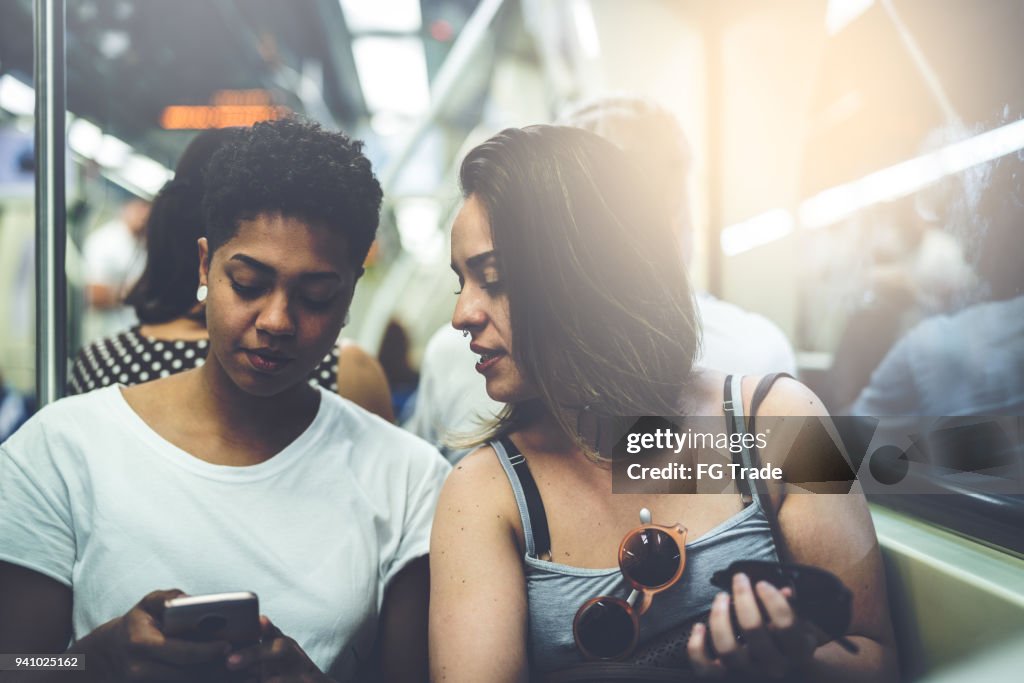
[696,293,797,377]
[0,385,450,681]
[81,219,146,341]
[852,295,1024,417]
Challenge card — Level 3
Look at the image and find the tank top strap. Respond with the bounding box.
[725,374,762,508]
[490,437,552,559]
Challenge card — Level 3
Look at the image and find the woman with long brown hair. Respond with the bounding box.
[430,125,897,682]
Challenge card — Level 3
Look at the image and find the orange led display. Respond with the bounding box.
[160,91,289,129]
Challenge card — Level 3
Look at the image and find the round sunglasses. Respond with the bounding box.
[572,509,688,661]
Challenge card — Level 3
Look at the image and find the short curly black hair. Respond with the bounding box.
[202,117,382,266]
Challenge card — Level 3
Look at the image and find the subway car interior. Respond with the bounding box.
[1,1,1023,681]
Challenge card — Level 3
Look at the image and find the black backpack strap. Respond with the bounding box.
[748,373,793,433]
[747,373,794,562]
[499,436,552,560]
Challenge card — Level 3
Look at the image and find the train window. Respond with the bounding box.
[792,0,1024,553]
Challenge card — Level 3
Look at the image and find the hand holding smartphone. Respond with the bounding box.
[162,591,261,646]
[709,560,858,654]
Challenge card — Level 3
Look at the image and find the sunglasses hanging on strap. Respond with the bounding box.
[572,509,688,661]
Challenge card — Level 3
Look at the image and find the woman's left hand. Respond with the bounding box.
[226,616,333,683]
[687,572,822,679]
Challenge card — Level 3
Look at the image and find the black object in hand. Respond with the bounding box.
[709,560,859,655]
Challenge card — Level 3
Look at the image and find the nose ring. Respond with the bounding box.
[462,329,469,338]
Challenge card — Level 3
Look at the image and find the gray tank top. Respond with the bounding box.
[491,376,780,673]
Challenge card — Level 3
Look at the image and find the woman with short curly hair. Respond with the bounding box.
[0,118,448,683]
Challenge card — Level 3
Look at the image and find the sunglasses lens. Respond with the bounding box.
[574,599,635,660]
[621,528,681,588]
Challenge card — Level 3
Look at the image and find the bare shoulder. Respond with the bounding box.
[435,445,521,545]
[684,368,826,424]
[439,445,513,511]
[752,376,827,418]
[751,376,854,495]
[430,445,530,682]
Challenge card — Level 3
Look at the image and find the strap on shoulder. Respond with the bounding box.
[723,375,753,504]
[748,373,793,433]
[499,436,552,560]
[748,373,794,562]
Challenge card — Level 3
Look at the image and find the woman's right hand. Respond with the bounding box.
[87,589,231,681]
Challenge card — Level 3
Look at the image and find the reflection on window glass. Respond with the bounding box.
[794,0,1024,546]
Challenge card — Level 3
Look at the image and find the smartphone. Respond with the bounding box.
[710,560,859,654]
[162,591,260,645]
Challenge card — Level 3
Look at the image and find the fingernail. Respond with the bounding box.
[227,654,242,667]
[693,623,705,635]
[715,592,729,609]
[735,573,750,589]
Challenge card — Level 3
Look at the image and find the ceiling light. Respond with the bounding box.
[570,0,601,59]
[119,153,174,196]
[94,134,132,168]
[68,117,104,157]
[396,197,444,262]
[0,75,35,116]
[352,36,430,116]
[720,209,795,256]
[339,0,421,33]
[799,117,1024,229]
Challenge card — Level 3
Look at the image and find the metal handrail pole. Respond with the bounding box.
[33,0,68,406]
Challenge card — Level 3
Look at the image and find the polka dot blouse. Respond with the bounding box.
[68,327,341,395]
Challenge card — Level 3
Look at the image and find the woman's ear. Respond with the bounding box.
[197,237,210,287]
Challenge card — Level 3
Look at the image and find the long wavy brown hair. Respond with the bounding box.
[457,125,701,453]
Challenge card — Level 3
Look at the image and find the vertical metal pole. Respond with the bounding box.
[34,0,68,407]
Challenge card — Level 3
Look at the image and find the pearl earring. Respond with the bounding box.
[196,285,208,302]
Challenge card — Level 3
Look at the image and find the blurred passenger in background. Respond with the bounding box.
[404,324,502,461]
[407,95,796,462]
[378,318,419,421]
[851,151,1024,418]
[0,370,33,442]
[0,118,445,682]
[564,95,797,377]
[67,127,393,421]
[81,197,149,342]
[826,191,975,411]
